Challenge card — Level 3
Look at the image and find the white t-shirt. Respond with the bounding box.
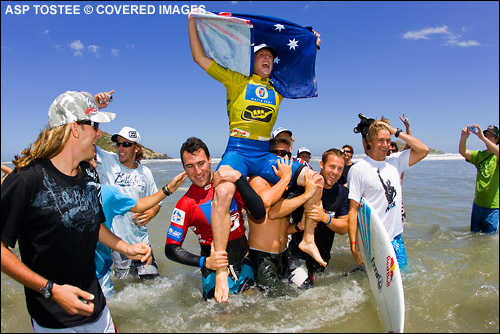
[347,150,410,241]
[96,146,160,245]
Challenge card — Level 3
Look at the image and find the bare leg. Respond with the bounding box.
[211,181,236,303]
[297,169,327,267]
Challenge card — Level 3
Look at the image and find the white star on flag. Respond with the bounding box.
[287,38,299,50]
[274,57,280,64]
[274,24,285,32]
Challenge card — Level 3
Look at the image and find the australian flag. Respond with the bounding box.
[191,9,319,99]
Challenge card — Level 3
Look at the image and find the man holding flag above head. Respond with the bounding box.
[188,8,324,303]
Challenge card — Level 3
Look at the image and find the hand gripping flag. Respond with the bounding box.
[190,9,318,99]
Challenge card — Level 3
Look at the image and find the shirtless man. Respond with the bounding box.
[247,137,321,296]
[188,14,325,302]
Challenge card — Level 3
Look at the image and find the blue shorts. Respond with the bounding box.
[471,203,499,234]
[217,137,305,185]
[391,234,408,269]
[201,256,254,300]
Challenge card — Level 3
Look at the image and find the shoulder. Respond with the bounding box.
[249,175,271,192]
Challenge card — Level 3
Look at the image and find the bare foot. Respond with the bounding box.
[214,267,229,303]
[299,240,327,267]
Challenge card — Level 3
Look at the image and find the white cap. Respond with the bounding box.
[271,127,293,139]
[111,126,141,144]
[254,43,277,58]
[297,147,311,156]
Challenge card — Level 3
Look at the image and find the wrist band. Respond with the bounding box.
[350,241,357,245]
[395,128,402,138]
[325,214,332,226]
[199,256,206,268]
[162,185,171,196]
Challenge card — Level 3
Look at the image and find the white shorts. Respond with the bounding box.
[32,305,116,333]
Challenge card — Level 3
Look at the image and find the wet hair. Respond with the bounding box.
[180,137,210,166]
[322,148,345,164]
[14,123,73,170]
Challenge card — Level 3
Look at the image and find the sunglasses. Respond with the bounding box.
[343,150,352,154]
[116,141,134,148]
[78,120,99,131]
[271,149,292,158]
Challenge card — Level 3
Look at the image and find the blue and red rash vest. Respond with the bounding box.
[165,181,246,247]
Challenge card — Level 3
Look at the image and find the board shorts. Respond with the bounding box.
[391,234,408,269]
[112,250,160,279]
[471,203,499,234]
[98,270,115,298]
[217,137,305,185]
[201,255,254,300]
[249,248,292,297]
[32,305,116,333]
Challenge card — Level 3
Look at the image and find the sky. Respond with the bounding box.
[1,1,498,161]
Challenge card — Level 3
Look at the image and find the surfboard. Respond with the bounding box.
[356,197,405,333]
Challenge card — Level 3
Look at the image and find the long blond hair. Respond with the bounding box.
[14,123,73,170]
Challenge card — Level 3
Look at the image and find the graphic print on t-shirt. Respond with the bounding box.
[377,168,396,212]
[32,168,101,232]
[114,172,146,192]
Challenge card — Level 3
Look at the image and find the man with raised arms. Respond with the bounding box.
[188,14,325,302]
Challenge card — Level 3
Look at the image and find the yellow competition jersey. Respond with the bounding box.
[207,61,284,141]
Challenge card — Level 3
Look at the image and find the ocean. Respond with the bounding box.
[1,154,499,333]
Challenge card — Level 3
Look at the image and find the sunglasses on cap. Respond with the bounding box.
[116,141,134,148]
[271,149,292,158]
[77,120,99,131]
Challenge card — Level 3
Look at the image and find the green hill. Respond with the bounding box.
[394,140,444,154]
[96,131,172,159]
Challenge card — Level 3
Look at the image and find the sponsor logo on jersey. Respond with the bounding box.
[245,84,276,105]
[386,255,396,287]
[167,225,184,243]
[229,199,240,232]
[171,208,185,226]
[230,128,250,138]
[241,105,274,123]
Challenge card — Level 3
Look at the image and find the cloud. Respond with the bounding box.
[402,25,452,40]
[111,48,120,57]
[447,39,480,47]
[402,25,480,47]
[68,40,84,56]
[88,45,100,58]
[125,42,135,49]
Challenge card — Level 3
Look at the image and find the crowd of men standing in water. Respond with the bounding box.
[1,11,498,333]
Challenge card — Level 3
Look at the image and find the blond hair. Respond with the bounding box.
[14,124,73,170]
[366,117,391,143]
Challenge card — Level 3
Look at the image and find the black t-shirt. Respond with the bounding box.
[288,183,349,273]
[338,162,354,185]
[1,159,106,328]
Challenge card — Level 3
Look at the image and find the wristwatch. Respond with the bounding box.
[395,128,403,138]
[40,280,53,299]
